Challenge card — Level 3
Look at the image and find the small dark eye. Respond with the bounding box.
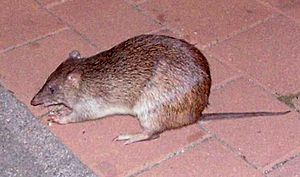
[49,86,55,94]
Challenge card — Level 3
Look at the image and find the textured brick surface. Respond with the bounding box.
[36,0,69,7]
[0,30,96,106]
[262,0,300,20]
[139,0,275,46]
[49,0,161,50]
[125,0,147,5]
[203,77,300,168]
[140,139,263,177]
[151,28,182,39]
[48,116,207,176]
[207,15,300,94]
[267,156,300,177]
[1,0,300,176]
[0,0,65,51]
[206,57,238,87]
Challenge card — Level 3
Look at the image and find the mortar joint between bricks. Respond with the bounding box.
[211,75,243,91]
[126,134,213,177]
[128,1,165,26]
[203,14,279,50]
[123,0,149,6]
[255,0,300,25]
[200,123,261,172]
[33,0,98,49]
[0,27,69,54]
[263,153,300,175]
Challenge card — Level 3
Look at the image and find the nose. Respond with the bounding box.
[30,96,41,106]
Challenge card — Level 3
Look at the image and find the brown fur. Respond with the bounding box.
[31,34,211,144]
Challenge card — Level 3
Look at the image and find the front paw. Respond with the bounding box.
[47,113,72,125]
[49,105,72,117]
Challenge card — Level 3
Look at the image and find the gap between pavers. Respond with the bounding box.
[262,146,300,175]
[126,133,213,177]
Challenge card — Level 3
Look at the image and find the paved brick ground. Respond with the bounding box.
[1,0,299,176]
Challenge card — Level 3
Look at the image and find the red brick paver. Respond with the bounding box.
[0,0,299,176]
[261,0,300,20]
[0,29,96,105]
[36,0,68,8]
[140,139,263,177]
[48,116,208,176]
[267,155,300,177]
[139,0,275,47]
[49,0,161,50]
[207,15,300,94]
[0,0,65,51]
[202,77,300,168]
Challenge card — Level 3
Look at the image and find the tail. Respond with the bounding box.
[201,111,291,121]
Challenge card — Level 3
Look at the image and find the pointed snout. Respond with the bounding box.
[30,95,42,106]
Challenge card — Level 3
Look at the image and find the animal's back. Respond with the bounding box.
[126,35,211,131]
[79,35,211,113]
[80,34,212,131]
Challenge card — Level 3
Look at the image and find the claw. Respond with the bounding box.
[113,134,132,141]
[47,114,69,124]
[113,132,157,145]
[47,114,59,122]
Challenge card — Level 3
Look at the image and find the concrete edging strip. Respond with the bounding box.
[0,84,98,177]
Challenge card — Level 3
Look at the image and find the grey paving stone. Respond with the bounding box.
[0,84,98,177]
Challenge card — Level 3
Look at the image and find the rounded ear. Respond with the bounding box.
[69,50,81,59]
[67,72,81,87]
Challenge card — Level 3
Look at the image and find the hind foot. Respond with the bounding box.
[113,132,159,145]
